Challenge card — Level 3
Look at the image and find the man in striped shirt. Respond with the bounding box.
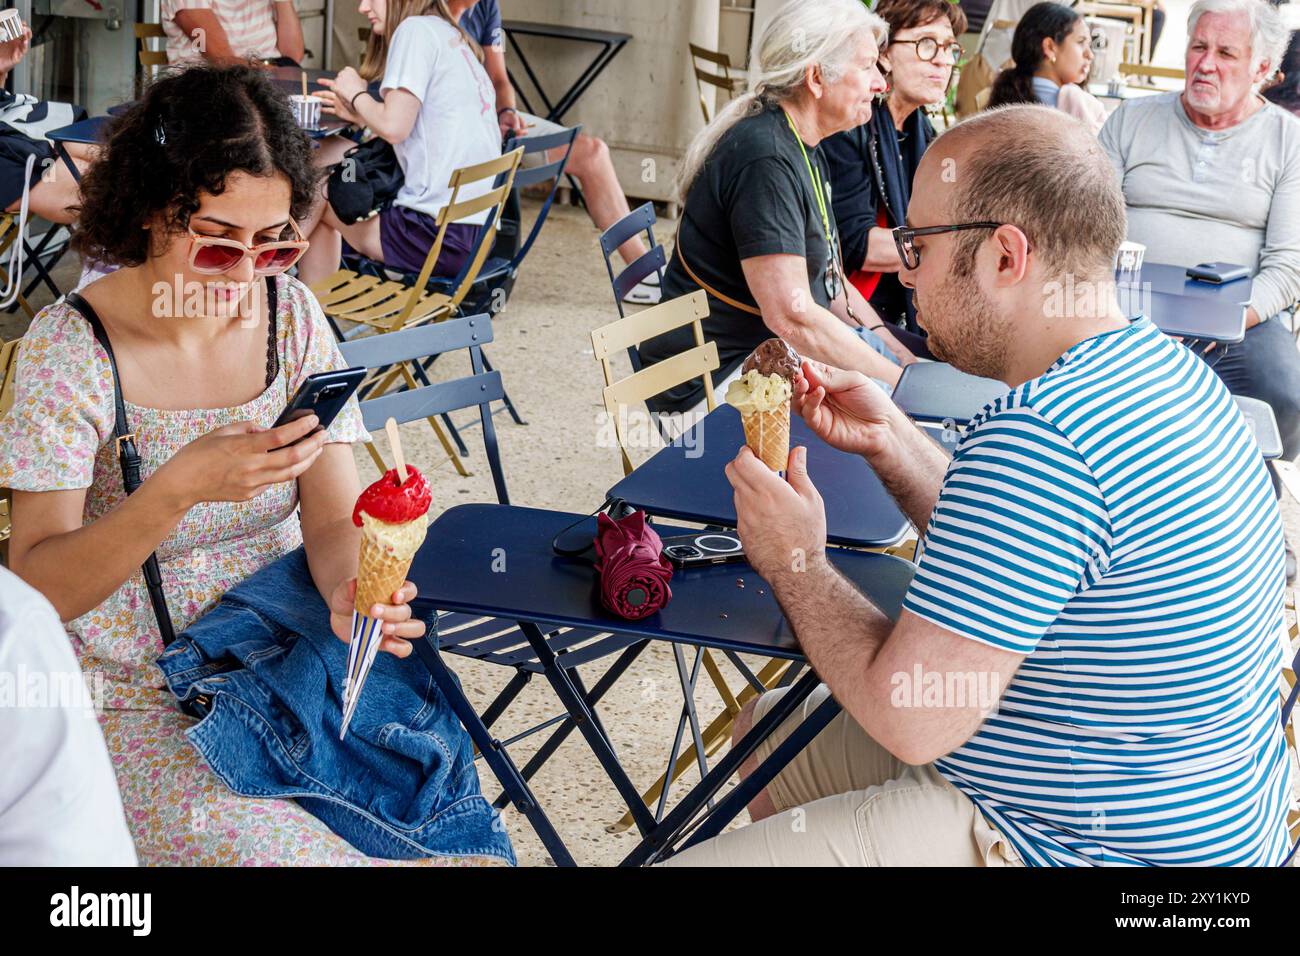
[162,0,304,65]
[667,105,1291,867]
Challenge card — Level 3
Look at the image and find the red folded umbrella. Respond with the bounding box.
[593,510,673,620]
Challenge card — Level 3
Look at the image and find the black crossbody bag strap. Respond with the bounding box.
[62,277,280,648]
[66,289,178,646]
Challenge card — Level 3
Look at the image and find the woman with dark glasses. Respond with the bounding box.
[0,65,440,865]
[823,0,967,357]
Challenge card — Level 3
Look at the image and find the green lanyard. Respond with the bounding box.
[783,109,832,244]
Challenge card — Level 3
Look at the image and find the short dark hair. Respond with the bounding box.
[875,0,968,41]
[73,63,322,268]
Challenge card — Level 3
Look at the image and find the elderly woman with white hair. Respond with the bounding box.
[1100,0,1300,579]
[637,0,914,422]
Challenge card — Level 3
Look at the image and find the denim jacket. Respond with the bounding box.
[157,548,515,864]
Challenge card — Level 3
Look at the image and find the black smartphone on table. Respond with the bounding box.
[1185,262,1251,284]
[269,367,366,449]
[661,532,746,569]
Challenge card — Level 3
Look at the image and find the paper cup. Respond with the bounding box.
[1115,240,1145,283]
[289,94,322,130]
[0,10,24,43]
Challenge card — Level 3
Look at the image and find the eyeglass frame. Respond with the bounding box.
[887,37,964,64]
[892,222,1004,270]
[186,219,309,276]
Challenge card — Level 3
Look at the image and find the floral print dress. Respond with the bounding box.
[0,276,484,866]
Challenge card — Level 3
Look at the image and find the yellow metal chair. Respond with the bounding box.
[135,23,168,78]
[591,290,794,830]
[309,147,524,336]
[1118,61,1186,90]
[0,336,22,564]
[689,42,747,124]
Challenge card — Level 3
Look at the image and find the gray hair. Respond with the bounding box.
[675,0,888,202]
[1188,0,1289,84]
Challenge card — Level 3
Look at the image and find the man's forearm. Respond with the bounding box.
[493,78,516,113]
[274,1,305,62]
[768,553,893,719]
[868,421,949,532]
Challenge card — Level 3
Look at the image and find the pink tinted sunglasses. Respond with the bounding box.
[187,220,309,276]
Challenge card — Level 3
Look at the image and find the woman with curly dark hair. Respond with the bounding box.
[987,2,1107,132]
[0,64,457,865]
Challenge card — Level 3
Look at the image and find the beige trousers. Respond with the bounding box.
[660,684,1024,867]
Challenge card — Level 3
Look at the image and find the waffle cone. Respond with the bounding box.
[741,402,790,472]
[354,515,429,615]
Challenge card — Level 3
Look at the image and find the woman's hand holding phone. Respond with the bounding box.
[154,415,328,507]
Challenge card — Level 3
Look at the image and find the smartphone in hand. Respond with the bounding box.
[270,367,366,450]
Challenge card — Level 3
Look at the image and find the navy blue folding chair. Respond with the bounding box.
[338,316,657,863]
[456,125,580,318]
[601,201,667,327]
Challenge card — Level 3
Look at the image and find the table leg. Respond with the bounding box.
[673,644,711,784]
[490,638,650,811]
[18,227,65,304]
[517,619,660,836]
[549,41,626,125]
[675,693,840,853]
[621,667,821,866]
[412,633,575,866]
[506,31,557,121]
[54,142,80,183]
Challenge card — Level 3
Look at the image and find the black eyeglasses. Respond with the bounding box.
[890,38,964,63]
[893,222,1003,269]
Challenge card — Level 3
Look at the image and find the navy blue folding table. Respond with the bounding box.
[891,361,1007,426]
[606,404,912,549]
[407,502,915,865]
[1121,261,1253,343]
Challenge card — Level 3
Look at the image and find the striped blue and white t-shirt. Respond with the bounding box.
[903,316,1292,866]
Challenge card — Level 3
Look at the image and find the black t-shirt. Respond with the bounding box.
[822,107,934,334]
[638,105,837,414]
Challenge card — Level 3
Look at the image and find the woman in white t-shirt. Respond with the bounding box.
[298,0,501,284]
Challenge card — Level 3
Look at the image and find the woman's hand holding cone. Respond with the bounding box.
[328,577,425,658]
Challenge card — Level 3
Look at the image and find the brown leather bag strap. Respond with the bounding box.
[673,221,762,317]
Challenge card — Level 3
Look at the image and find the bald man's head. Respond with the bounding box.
[917,105,1127,280]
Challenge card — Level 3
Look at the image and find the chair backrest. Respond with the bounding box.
[135,23,168,74]
[689,42,745,123]
[499,124,580,275]
[1118,61,1185,86]
[397,146,525,329]
[590,290,718,475]
[600,201,665,322]
[338,315,510,504]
